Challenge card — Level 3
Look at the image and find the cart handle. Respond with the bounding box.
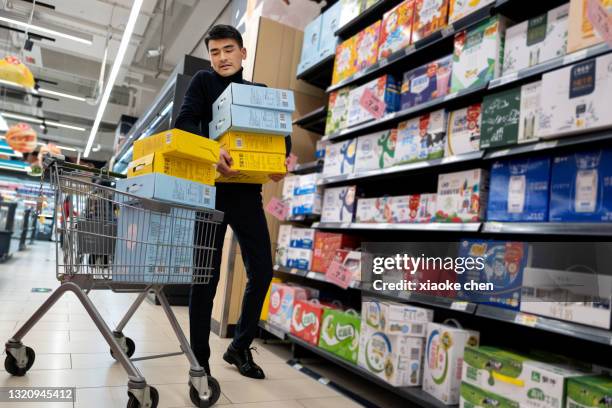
[43,153,126,179]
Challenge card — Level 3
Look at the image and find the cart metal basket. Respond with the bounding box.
[4,157,224,408]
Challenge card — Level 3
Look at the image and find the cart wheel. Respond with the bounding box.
[4,347,35,376]
[189,376,220,408]
[127,386,158,408]
[111,336,136,360]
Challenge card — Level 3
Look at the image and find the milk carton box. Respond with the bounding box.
[321,186,357,223]
[396,109,447,164]
[287,247,313,271]
[363,299,433,334]
[449,0,495,24]
[378,0,416,59]
[566,375,612,408]
[267,283,308,331]
[445,103,482,157]
[323,139,357,178]
[354,130,397,172]
[436,169,489,222]
[319,308,361,363]
[325,87,353,135]
[401,55,453,109]
[567,0,609,53]
[275,224,292,267]
[289,228,315,249]
[412,0,450,42]
[480,87,522,149]
[318,1,342,59]
[519,81,543,144]
[298,15,322,74]
[347,75,400,127]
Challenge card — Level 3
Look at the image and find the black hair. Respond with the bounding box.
[205,24,243,50]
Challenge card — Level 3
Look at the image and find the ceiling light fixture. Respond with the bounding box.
[38,88,86,102]
[2,112,86,132]
[0,13,93,45]
[84,0,143,158]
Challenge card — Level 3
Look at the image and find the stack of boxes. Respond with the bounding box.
[116,129,220,283]
[297,2,342,75]
[287,227,316,271]
[208,83,295,183]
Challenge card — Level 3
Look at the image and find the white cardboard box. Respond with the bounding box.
[354,130,397,172]
[291,193,322,216]
[445,104,482,157]
[276,225,293,267]
[321,186,357,223]
[282,175,299,201]
[436,169,489,222]
[323,139,357,178]
[355,198,382,223]
[519,81,543,143]
[363,300,433,334]
[287,247,313,271]
[289,228,316,249]
[449,0,495,24]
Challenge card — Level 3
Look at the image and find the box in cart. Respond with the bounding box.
[538,54,612,139]
[321,186,358,223]
[480,87,522,149]
[275,225,292,267]
[396,110,447,164]
[358,325,425,386]
[435,168,489,223]
[445,103,482,157]
[311,231,360,273]
[460,381,522,408]
[423,323,480,405]
[448,0,495,24]
[116,173,216,210]
[291,193,322,216]
[319,308,361,364]
[567,0,610,53]
[549,149,612,222]
[487,157,552,222]
[325,87,352,135]
[297,15,322,75]
[412,0,450,43]
[212,83,295,117]
[290,228,315,249]
[347,75,400,127]
[451,16,507,93]
[127,153,216,186]
[355,20,382,71]
[322,139,357,178]
[354,130,397,172]
[209,105,291,140]
[132,128,220,163]
[332,36,357,85]
[378,0,416,59]
[363,299,433,334]
[267,283,309,331]
[319,1,342,60]
[290,299,332,346]
[217,131,287,154]
[566,375,612,408]
[216,150,287,184]
[286,247,313,271]
[401,55,453,110]
[519,81,543,144]
[502,4,569,76]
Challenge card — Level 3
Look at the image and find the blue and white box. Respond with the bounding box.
[549,149,612,222]
[213,83,295,118]
[321,185,357,223]
[291,193,322,216]
[347,75,400,127]
[116,173,216,209]
[319,1,342,59]
[323,138,357,178]
[295,174,321,196]
[290,228,316,249]
[209,105,291,140]
[287,247,313,270]
[297,15,323,75]
[487,157,551,222]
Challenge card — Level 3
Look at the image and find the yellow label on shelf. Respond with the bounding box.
[218,131,287,154]
[133,128,220,164]
[127,152,216,185]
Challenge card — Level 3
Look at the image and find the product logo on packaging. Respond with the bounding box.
[365,332,391,373]
[270,290,281,310]
[302,312,319,334]
[336,323,355,341]
[426,330,451,384]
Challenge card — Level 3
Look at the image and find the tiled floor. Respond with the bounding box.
[0,242,363,408]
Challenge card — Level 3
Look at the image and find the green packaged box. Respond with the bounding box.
[480,87,521,149]
[567,375,612,408]
[325,87,352,135]
[460,382,520,408]
[319,309,361,364]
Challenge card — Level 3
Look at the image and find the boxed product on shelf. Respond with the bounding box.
[312,231,361,273]
[347,75,400,127]
[502,4,570,76]
[459,381,521,408]
[538,54,612,139]
[354,130,398,172]
[445,103,482,156]
[332,36,357,85]
[267,283,309,331]
[127,153,216,185]
[388,194,437,223]
[217,131,287,154]
[457,240,527,310]
[290,299,332,346]
[316,139,329,159]
[339,0,363,28]
[289,228,315,249]
[423,322,480,405]
[480,87,522,149]
[378,0,416,59]
[436,168,489,223]
[487,157,552,222]
[318,1,342,60]
[319,308,361,363]
[396,109,447,164]
[212,83,295,117]
[275,224,292,267]
[355,197,381,223]
[518,81,542,144]
[322,139,357,178]
[415,193,438,223]
[325,87,352,135]
[132,128,220,163]
[260,277,282,321]
[282,175,298,201]
[448,0,496,24]
[332,249,363,282]
[298,15,322,74]
[294,174,321,196]
[451,16,507,93]
[413,0,450,42]
[291,193,322,216]
[363,299,433,334]
[567,0,610,53]
[401,55,453,109]
[209,105,291,140]
[355,20,382,71]
[566,375,612,408]
[286,247,313,271]
[358,325,425,386]
[321,186,358,223]
[549,148,612,222]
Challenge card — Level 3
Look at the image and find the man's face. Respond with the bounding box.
[208,38,246,77]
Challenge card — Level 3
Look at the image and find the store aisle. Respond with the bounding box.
[0,242,363,408]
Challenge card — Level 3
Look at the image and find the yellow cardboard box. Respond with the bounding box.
[217,151,287,184]
[217,131,287,154]
[128,152,217,185]
[133,128,220,164]
[260,277,283,321]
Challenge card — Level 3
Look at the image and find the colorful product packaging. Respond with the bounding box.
[412,0,450,43]
[316,139,330,159]
[318,1,342,60]
[267,283,309,331]
[347,75,400,127]
[282,175,298,201]
[291,193,322,216]
[132,128,220,164]
[290,299,330,346]
[297,15,322,74]
[566,375,612,408]
[363,299,433,334]
[275,225,292,267]
[127,153,216,185]
[325,87,353,135]
[212,83,295,117]
[395,109,447,164]
[401,55,453,109]
[355,197,382,223]
[322,138,357,178]
[355,20,382,71]
[321,186,358,223]
[332,36,357,85]
[459,381,522,408]
[312,231,361,273]
[339,0,363,28]
[448,0,496,24]
[260,277,282,321]
[390,194,438,223]
[480,87,522,149]
[436,168,489,223]
[378,0,416,59]
[286,247,313,271]
[518,81,542,144]
[567,0,610,53]
[332,249,363,282]
[445,103,482,157]
[354,130,398,172]
[294,174,321,196]
[319,308,361,363]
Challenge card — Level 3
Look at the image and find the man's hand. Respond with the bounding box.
[217,148,239,177]
[269,156,292,182]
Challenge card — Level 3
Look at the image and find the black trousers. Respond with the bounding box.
[189,186,273,366]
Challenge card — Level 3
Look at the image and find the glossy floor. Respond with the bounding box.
[0,241,363,408]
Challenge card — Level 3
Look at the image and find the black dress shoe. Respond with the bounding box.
[223,345,265,379]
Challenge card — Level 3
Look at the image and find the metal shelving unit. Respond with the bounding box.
[482,222,612,236]
[311,222,482,232]
[293,106,327,135]
[296,55,335,90]
[291,160,323,176]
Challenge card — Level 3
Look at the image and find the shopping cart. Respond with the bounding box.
[4,157,224,408]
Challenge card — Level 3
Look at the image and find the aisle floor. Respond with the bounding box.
[0,242,363,408]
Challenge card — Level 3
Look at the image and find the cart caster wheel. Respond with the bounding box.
[4,347,35,376]
[111,336,135,360]
[127,386,158,408]
[189,376,220,408]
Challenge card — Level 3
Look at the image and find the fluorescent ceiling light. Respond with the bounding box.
[46,120,86,132]
[0,13,93,45]
[2,113,86,132]
[36,141,78,152]
[38,88,86,102]
[84,0,143,157]
[0,114,7,132]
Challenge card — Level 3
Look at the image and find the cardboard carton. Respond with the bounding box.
[396,110,447,163]
[413,0,450,42]
[319,308,361,363]
[445,103,482,157]
[448,0,495,24]
[567,0,610,53]
[267,283,309,331]
[347,75,400,127]
[212,83,295,117]
[209,105,291,140]
[325,87,352,135]
[566,375,612,408]
[378,0,416,59]
[323,139,357,178]
[319,2,342,59]
[518,81,542,144]
[332,36,358,85]
[355,20,382,71]
[289,228,316,249]
[480,87,522,149]
[436,168,489,222]
[321,186,357,223]
[354,130,398,172]
[127,153,216,186]
[401,55,453,109]
[311,231,360,273]
[133,128,219,163]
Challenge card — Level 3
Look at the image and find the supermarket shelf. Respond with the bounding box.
[286,214,321,223]
[296,55,334,89]
[482,222,612,237]
[312,222,482,232]
[258,320,287,340]
[291,160,323,175]
[322,84,488,143]
[476,305,612,346]
[273,264,362,289]
[288,334,454,408]
[334,0,402,39]
[292,106,327,135]
[318,151,484,186]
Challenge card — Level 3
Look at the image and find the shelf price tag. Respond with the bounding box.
[563,49,589,66]
[290,268,299,275]
[450,301,469,311]
[360,88,386,119]
[325,259,352,289]
[495,72,519,87]
[486,222,504,233]
[515,313,539,327]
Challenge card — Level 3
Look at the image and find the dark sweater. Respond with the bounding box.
[174,68,292,194]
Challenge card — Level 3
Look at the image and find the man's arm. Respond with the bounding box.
[175,72,206,136]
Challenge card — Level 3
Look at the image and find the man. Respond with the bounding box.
[175,24,290,379]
